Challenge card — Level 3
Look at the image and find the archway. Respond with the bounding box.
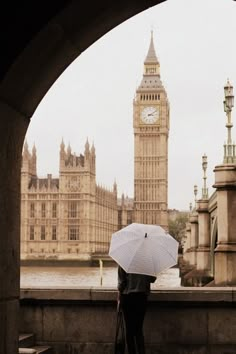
[0,1,165,353]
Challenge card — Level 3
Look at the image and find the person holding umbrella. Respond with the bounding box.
[109,223,179,354]
[117,265,156,354]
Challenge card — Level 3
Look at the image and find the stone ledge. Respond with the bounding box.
[20,287,236,303]
[19,349,37,354]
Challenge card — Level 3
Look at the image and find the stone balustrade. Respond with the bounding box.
[20,287,236,354]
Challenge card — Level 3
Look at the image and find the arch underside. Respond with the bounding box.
[0,2,166,354]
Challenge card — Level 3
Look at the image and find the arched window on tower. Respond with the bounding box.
[41,226,46,240]
[52,226,57,240]
[30,226,34,240]
[68,201,77,218]
[30,203,35,218]
[68,226,79,240]
[41,203,46,218]
[52,203,57,218]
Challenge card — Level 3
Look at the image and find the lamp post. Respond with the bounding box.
[202,154,208,199]
[194,184,198,209]
[223,79,235,164]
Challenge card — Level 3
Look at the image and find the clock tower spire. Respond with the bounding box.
[144,30,160,76]
[133,32,169,229]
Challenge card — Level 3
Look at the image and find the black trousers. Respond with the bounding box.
[121,292,147,354]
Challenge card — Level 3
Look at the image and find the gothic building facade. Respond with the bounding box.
[21,140,118,261]
[20,33,169,261]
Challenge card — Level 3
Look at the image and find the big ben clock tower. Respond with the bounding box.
[133,32,169,229]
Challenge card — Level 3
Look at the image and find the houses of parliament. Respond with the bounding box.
[20,33,170,262]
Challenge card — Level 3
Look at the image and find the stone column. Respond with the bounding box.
[188,212,198,267]
[196,199,210,271]
[0,102,28,354]
[179,221,192,285]
[183,222,191,264]
[214,164,236,285]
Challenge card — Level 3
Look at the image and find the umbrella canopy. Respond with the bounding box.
[109,223,179,277]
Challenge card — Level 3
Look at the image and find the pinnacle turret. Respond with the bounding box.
[60,138,65,152]
[23,140,29,159]
[67,143,71,156]
[32,143,36,157]
[143,31,160,77]
[91,142,95,155]
[85,138,90,159]
[137,32,163,92]
[144,30,159,65]
[21,142,37,177]
[113,180,117,194]
[85,138,89,150]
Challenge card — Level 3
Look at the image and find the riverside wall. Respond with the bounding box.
[20,287,236,354]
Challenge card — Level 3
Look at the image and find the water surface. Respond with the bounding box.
[20,266,181,289]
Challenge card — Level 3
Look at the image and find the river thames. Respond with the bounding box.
[20,266,181,288]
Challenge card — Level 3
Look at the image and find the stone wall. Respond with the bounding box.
[20,287,236,354]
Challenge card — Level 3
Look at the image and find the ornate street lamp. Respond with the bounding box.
[194,184,198,209]
[201,154,208,199]
[223,79,235,163]
[224,80,234,110]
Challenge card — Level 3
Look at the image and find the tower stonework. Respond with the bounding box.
[133,32,169,228]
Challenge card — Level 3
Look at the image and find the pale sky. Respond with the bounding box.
[25,0,236,210]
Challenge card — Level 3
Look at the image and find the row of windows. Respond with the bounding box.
[28,194,58,199]
[30,202,57,218]
[29,201,80,218]
[140,94,160,101]
[134,203,163,209]
[117,211,133,228]
[30,225,57,240]
[145,68,157,74]
[29,226,79,241]
[29,248,80,254]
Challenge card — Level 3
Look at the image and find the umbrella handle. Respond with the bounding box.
[117,300,121,312]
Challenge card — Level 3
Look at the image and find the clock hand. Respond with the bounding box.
[148,110,157,116]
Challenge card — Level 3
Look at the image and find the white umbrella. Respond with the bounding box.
[109,223,179,276]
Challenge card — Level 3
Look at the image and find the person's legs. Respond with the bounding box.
[133,293,147,354]
[122,293,148,354]
[122,294,137,354]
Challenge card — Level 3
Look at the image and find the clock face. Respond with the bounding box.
[141,106,159,124]
[67,177,81,192]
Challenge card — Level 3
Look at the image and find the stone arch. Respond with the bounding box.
[0,1,166,353]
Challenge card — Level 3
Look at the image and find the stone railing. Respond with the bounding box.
[20,287,236,354]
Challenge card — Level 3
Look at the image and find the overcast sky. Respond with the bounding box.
[25,0,236,211]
